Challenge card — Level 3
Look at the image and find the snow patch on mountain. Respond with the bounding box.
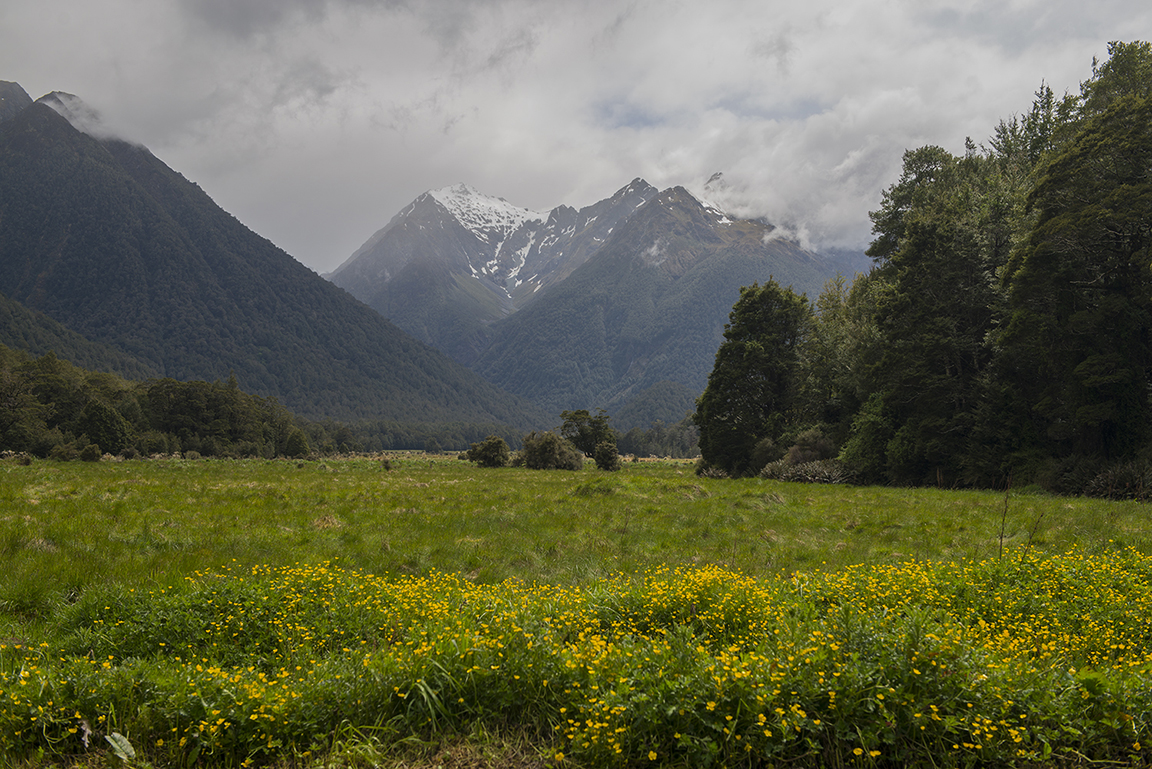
[430,184,545,236]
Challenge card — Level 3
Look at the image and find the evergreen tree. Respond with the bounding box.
[999,93,1152,461]
[693,279,811,476]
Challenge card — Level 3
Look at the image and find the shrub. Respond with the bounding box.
[593,440,622,471]
[749,437,784,472]
[786,427,835,465]
[761,458,853,484]
[520,431,583,470]
[78,443,102,462]
[1084,460,1152,501]
[48,438,80,462]
[694,458,729,478]
[466,435,512,468]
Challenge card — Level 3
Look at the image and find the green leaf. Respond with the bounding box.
[105,732,136,762]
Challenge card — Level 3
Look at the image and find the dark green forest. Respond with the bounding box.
[0,344,309,459]
[694,41,1152,497]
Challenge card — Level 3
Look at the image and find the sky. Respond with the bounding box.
[2,1,1150,274]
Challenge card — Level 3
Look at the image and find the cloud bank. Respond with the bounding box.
[2,0,1149,272]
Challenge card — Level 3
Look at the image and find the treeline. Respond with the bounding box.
[618,416,699,459]
[0,344,544,460]
[695,42,1152,497]
[0,345,311,459]
[303,419,526,455]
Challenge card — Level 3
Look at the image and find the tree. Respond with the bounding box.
[77,398,132,456]
[999,93,1152,462]
[693,279,811,477]
[466,435,511,468]
[284,427,310,458]
[520,431,583,470]
[839,138,1029,485]
[559,409,617,457]
[1081,41,1152,117]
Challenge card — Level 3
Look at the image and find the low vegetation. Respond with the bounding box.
[4,455,1152,767]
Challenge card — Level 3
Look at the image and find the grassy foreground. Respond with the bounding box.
[3,455,1152,767]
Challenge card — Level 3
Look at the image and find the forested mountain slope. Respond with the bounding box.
[0,95,547,428]
[0,290,158,381]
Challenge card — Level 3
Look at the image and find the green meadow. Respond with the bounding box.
[4,455,1152,767]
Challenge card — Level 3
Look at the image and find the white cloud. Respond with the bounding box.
[1,0,1150,271]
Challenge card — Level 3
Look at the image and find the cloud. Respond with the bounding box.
[37,91,124,141]
[1,0,1149,272]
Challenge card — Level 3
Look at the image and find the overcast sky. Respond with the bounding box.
[3,1,1150,273]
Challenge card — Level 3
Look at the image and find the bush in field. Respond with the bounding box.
[520,430,583,470]
[593,439,621,471]
[466,435,512,468]
[1084,460,1152,501]
[761,458,853,484]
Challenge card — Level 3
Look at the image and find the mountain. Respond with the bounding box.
[330,174,849,422]
[0,81,32,124]
[328,179,659,363]
[470,186,839,420]
[0,290,159,381]
[0,89,547,429]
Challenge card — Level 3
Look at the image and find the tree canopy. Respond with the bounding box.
[694,40,1152,497]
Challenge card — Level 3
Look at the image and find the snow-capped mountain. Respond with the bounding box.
[469,183,841,423]
[328,176,848,425]
[327,178,658,363]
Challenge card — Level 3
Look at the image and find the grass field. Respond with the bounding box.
[3,454,1152,767]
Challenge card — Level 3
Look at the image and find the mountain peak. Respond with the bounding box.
[428,183,545,235]
[0,81,33,125]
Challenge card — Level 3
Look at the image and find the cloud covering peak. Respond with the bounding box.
[2,0,1149,272]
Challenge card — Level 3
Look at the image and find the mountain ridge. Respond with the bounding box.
[327,178,661,363]
[331,176,846,423]
[470,181,837,420]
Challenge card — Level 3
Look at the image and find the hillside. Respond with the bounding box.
[0,91,547,428]
[0,291,159,381]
